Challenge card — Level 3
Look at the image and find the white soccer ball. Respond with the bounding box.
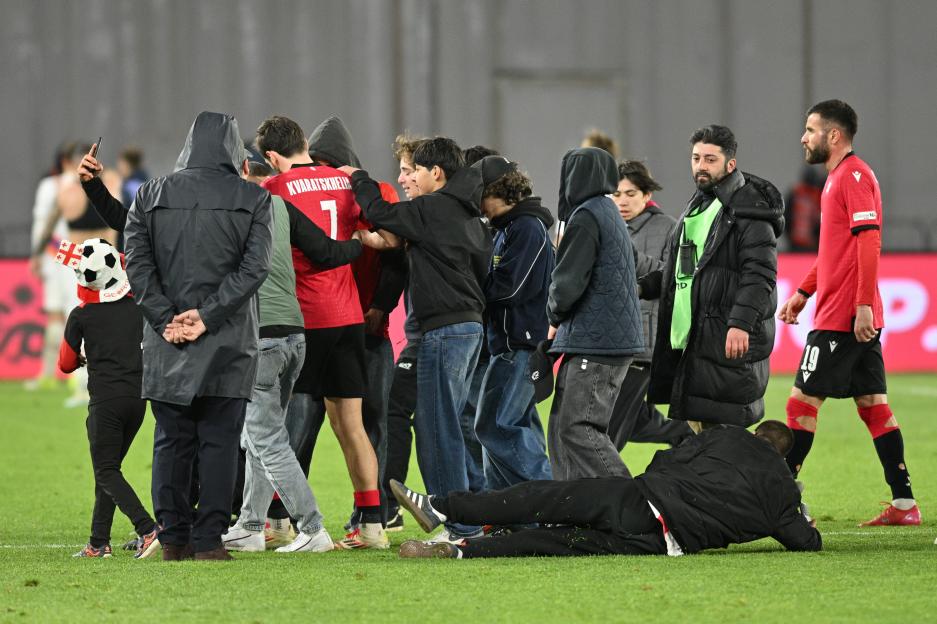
[76,238,122,291]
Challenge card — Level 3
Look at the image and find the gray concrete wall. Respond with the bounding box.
[2,0,936,255]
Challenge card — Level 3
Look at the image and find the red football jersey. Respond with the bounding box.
[814,154,884,331]
[263,164,363,329]
[352,181,400,339]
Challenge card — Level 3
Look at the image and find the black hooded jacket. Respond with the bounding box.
[306,116,406,321]
[307,115,362,169]
[635,425,821,554]
[486,197,555,354]
[548,148,643,357]
[349,166,492,332]
[647,169,783,426]
[124,112,273,405]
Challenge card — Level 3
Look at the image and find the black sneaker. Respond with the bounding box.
[121,536,141,551]
[73,543,112,558]
[386,509,405,532]
[343,508,362,532]
[389,479,441,533]
[399,540,458,559]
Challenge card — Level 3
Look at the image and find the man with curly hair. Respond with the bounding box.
[471,156,554,489]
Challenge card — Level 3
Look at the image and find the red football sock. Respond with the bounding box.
[785,397,819,476]
[857,404,898,438]
[354,490,382,524]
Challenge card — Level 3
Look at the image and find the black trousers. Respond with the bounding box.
[86,397,155,547]
[271,338,395,523]
[382,341,419,510]
[607,364,693,451]
[151,396,245,553]
[437,478,666,558]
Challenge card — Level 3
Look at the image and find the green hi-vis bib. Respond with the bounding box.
[670,198,722,350]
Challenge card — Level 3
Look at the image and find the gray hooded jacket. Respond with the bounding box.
[628,204,677,363]
[124,112,273,405]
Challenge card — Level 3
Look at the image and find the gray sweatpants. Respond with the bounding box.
[547,355,632,480]
[237,334,324,535]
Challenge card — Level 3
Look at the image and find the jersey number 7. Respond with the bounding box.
[320,200,338,239]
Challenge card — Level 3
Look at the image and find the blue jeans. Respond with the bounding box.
[475,350,552,489]
[460,356,489,492]
[414,322,483,536]
[239,335,324,534]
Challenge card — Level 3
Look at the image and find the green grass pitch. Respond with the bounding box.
[1,375,935,623]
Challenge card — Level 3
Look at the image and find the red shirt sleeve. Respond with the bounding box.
[58,308,84,373]
[378,181,400,203]
[844,169,880,234]
[855,228,881,307]
[798,260,818,296]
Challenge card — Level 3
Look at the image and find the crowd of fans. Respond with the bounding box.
[33,98,922,561]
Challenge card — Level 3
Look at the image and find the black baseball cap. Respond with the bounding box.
[529,339,557,403]
[473,155,517,187]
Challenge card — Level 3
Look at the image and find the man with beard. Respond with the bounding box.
[778,100,920,527]
[641,125,783,430]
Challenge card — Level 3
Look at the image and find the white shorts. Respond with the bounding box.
[40,255,78,314]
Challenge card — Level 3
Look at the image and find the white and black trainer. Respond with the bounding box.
[389,479,444,533]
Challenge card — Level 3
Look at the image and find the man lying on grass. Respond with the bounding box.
[391,421,821,558]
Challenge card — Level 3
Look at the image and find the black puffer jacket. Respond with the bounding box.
[647,170,783,426]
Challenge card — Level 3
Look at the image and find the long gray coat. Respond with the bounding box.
[628,204,677,363]
[124,112,273,405]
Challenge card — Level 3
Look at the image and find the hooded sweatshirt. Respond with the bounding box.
[349,167,491,332]
[307,115,362,169]
[548,148,643,358]
[485,197,555,354]
[306,116,406,339]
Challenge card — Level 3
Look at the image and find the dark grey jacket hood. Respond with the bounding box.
[439,166,484,217]
[307,115,362,168]
[174,111,245,174]
[558,147,618,222]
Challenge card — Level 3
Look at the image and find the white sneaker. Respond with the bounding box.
[336,522,390,550]
[222,525,264,552]
[64,392,89,409]
[427,527,483,545]
[275,528,334,553]
[264,517,294,549]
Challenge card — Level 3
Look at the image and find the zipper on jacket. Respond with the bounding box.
[504,309,513,352]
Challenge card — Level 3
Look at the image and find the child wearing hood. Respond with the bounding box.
[56,238,159,559]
